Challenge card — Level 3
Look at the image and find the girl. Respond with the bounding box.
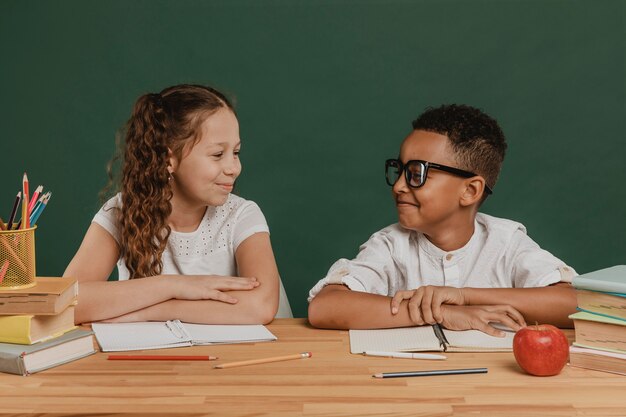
[65,84,291,324]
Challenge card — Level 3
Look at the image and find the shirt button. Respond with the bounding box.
[445,254,453,261]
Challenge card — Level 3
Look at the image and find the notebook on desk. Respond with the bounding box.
[349,324,514,354]
[92,320,277,352]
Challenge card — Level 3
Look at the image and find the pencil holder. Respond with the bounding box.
[0,226,36,290]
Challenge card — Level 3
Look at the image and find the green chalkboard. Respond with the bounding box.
[1,0,624,317]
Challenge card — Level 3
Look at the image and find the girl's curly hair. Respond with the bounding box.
[104,84,234,279]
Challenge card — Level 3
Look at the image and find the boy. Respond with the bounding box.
[308,104,577,336]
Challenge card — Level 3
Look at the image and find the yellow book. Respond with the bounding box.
[0,305,76,344]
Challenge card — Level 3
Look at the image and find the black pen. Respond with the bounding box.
[372,367,488,378]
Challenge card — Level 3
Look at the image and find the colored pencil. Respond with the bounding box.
[6,191,21,230]
[372,367,488,379]
[21,173,29,229]
[27,185,42,215]
[30,192,51,226]
[0,236,27,272]
[0,216,6,231]
[0,260,9,284]
[28,192,47,221]
[214,352,312,369]
[108,355,218,361]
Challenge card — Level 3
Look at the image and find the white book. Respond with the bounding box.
[92,320,277,352]
[350,324,514,354]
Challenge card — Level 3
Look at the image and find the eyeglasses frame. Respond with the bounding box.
[385,158,493,195]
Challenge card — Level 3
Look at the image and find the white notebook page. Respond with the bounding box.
[92,321,278,352]
[92,322,190,352]
[349,327,441,354]
[184,323,277,344]
[443,329,514,351]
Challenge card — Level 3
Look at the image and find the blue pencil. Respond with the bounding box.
[30,192,51,226]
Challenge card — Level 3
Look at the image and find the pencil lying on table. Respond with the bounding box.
[214,352,312,369]
[108,355,218,361]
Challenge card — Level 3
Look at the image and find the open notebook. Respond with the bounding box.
[92,320,277,352]
[350,324,514,354]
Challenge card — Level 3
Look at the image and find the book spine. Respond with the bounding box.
[0,316,32,344]
[0,352,26,376]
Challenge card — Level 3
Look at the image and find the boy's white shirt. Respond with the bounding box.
[308,212,576,301]
[92,193,292,318]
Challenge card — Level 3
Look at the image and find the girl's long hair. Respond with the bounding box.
[105,84,234,279]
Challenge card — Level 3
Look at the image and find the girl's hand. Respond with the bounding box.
[390,286,467,324]
[439,304,526,337]
[170,275,260,304]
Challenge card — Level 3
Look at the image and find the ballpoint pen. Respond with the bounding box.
[363,351,446,360]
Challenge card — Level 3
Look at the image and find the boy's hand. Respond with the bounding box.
[438,304,526,337]
[390,286,467,324]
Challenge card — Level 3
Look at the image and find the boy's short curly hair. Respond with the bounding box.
[412,104,507,191]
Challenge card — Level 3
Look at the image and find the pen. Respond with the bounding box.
[214,352,312,369]
[108,355,218,361]
[373,367,488,378]
[364,351,446,360]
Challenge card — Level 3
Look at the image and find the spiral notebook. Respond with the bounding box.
[92,320,277,352]
[349,324,514,354]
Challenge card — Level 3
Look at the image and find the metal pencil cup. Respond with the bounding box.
[0,226,37,290]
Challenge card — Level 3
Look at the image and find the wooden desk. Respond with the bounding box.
[1,319,625,416]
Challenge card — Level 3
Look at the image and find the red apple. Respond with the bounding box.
[513,324,569,376]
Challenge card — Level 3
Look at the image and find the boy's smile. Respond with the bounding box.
[392,129,477,250]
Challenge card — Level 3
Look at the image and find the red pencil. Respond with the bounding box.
[27,185,42,215]
[0,260,9,284]
[107,355,218,361]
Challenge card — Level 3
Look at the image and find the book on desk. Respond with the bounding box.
[0,304,77,344]
[569,265,626,375]
[92,320,277,352]
[0,277,97,376]
[0,328,95,376]
[0,276,77,315]
[349,324,514,354]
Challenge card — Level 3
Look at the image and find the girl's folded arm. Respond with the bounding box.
[99,232,280,325]
[64,223,177,324]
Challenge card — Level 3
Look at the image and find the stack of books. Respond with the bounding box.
[569,265,626,375]
[0,277,96,376]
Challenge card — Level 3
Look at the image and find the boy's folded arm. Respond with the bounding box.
[462,283,577,328]
[308,284,416,330]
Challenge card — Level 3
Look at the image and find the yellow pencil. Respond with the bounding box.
[21,173,29,229]
[214,352,312,369]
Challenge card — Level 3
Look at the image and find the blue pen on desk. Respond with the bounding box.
[373,367,487,378]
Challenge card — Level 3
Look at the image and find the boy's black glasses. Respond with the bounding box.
[385,159,493,195]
